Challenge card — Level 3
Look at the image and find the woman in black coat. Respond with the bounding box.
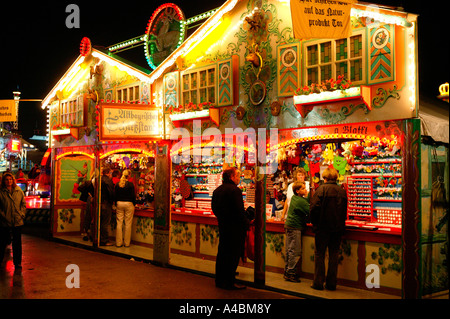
[211,167,248,290]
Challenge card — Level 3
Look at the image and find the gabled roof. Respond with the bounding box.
[146,0,415,85]
[148,0,239,84]
[41,48,151,109]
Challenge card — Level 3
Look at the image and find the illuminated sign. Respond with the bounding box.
[99,103,162,141]
[10,139,21,152]
[0,100,17,122]
[144,3,186,69]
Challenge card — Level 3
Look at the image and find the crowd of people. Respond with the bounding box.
[2,162,347,291]
[211,166,347,291]
[78,167,136,248]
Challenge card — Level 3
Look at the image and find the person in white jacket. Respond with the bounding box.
[0,172,27,270]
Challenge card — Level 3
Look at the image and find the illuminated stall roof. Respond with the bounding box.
[41,46,151,110]
[148,0,239,84]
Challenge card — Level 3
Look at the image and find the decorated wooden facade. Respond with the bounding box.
[42,0,448,298]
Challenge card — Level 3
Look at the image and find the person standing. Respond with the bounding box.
[15,169,24,180]
[78,177,95,241]
[284,181,309,282]
[27,164,40,180]
[111,169,121,185]
[100,167,114,246]
[211,167,248,290]
[309,167,347,291]
[0,173,27,270]
[281,167,310,220]
[114,170,136,247]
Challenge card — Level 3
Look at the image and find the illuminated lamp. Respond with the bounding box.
[438,83,449,102]
[56,151,95,161]
[80,37,92,56]
[350,8,412,27]
[99,148,155,159]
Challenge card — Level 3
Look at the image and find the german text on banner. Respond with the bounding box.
[290,0,356,40]
[0,100,17,122]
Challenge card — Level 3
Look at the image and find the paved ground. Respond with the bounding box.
[2,234,444,318]
[1,234,299,301]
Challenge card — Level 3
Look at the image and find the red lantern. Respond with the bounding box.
[80,37,92,56]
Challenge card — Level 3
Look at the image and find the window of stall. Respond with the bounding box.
[59,95,85,127]
[304,29,365,85]
[116,84,140,103]
[170,137,258,215]
[101,152,155,209]
[271,130,403,232]
[181,65,216,106]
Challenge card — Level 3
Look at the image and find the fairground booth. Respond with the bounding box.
[41,0,448,298]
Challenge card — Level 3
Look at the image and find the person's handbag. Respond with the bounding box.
[245,222,255,261]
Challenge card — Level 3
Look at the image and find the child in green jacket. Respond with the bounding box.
[284,181,310,282]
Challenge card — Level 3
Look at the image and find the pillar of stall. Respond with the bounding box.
[402,118,422,298]
[254,173,266,287]
[153,141,172,265]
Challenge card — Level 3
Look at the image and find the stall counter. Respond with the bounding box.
[130,206,401,294]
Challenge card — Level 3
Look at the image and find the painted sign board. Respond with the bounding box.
[99,103,162,141]
[0,100,16,122]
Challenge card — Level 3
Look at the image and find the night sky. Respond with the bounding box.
[0,0,447,142]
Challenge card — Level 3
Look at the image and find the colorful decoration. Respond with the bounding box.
[277,43,300,97]
[243,8,271,107]
[144,3,186,69]
[270,101,281,116]
[322,143,335,165]
[236,106,246,121]
[333,155,348,176]
[166,101,214,114]
[369,25,393,84]
[52,123,71,130]
[296,75,352,96]
[218,59,234,107]
[79,37,91,56]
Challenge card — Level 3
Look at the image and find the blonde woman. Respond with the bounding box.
[114,170,136,247]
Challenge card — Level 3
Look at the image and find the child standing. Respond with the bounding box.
[284,181,309,282]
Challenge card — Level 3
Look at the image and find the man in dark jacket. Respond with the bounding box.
[310,167,347,291]
[78,178,95,241]
[212,167,248,290]
[100,167,114,246]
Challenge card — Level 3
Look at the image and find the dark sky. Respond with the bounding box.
[0,0,447,141]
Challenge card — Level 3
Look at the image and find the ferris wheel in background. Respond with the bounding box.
[106,3,218,70]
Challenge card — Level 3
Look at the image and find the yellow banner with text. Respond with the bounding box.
[0,100,17,122]
[290,0,356,40]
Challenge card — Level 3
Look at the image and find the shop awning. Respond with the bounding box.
[419,112,449,144]
[419,95,449,145]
